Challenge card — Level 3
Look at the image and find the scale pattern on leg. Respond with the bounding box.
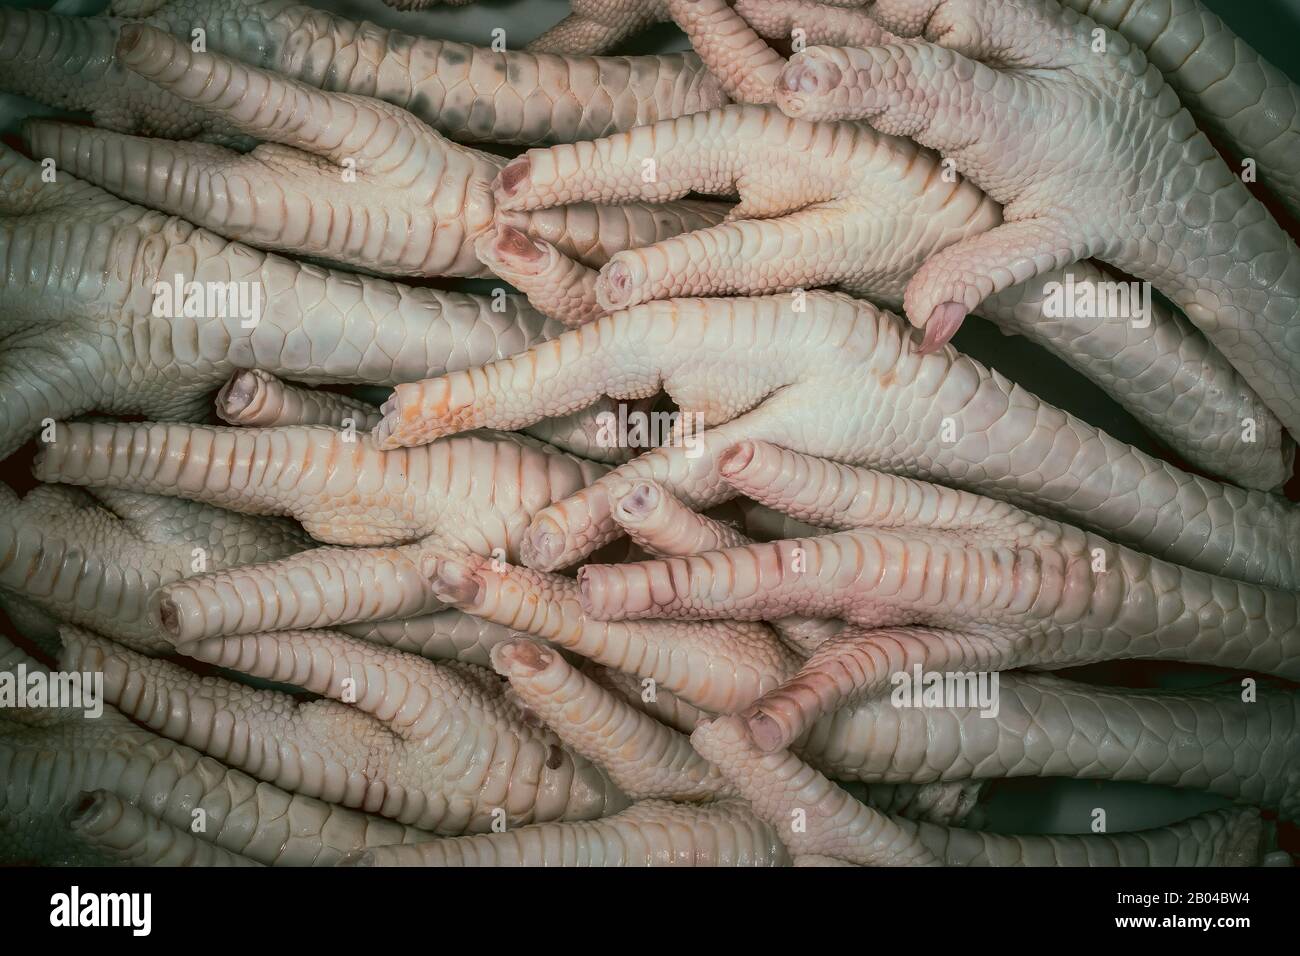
[1059,0,1300,222]
[424,552,801,713]
[492,638,729,801]
[33,423,607,550]
[770,2,1300,438]
[375,292,1300,589]
[0,484,311,653]
[63,628,628,833]
[0,1,726,147]
[482,104,1289,486]
[1,628,438,866]
[692,715,1269,866]
[345,800,790,867]
[797,670,1300,820]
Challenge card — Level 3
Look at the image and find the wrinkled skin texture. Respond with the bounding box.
[0,482,311,654]
[425,551,803,715]
[527,0,671,57]
[577,438,1300,709]
[692,715,1273,866]
[551,0,1300,225]
[347,798,791,867]
[800,669,1300,822]
[0,142,665,465]
[22,25,727,279]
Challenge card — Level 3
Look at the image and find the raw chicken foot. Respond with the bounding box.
[578,439,1300,744]
[692,715,1274,866]
[770,0,1300,439]
[61,627,628,832]
[0,482,310,654]
[30,423,608,643]
[0,142,630,463]
[0,629,441,866]
[482,102,1290,487]
[23,25,725,278]
[375,292,1300,590]
[0,0,724,147]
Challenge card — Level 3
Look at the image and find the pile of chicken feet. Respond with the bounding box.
[1,0,1298,867]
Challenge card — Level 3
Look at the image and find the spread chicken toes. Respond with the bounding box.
[338,636,982,865]
[0,0,724,147]
[0,141,632,465]
[483,104,1292,490]
[375,291,1300,590]
[2,0,1299,872]
[423,551,802,715]
[17,25,722,280]
[29,422,606,644]
[0,482,311,655]
[680,0,1300,227]
[764,0,1300,438]
[578,440,1300,742]
[460,627,1300,828]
